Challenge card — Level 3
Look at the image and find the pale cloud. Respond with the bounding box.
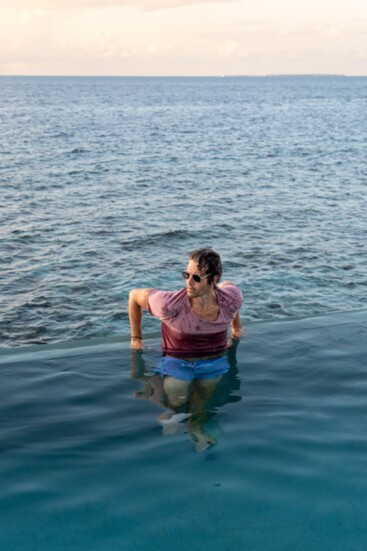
[20,10,31,22]
[314,22,346,37]
[4,0,240,10]
[0,0,366,75]
[147,42,159,54]
[0,8,57,59]
[218,39,237,55]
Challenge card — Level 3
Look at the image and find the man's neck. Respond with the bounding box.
[189,287,218,310]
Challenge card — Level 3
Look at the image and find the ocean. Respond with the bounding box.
[1,76,367,550]
[1,76,366,347]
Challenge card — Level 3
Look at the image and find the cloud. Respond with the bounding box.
[218,39,237,55]
[7,0,241,10]
[314,22,346,37]
[2,0,366,75]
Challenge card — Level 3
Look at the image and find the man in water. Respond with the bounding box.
[129,248,243,449]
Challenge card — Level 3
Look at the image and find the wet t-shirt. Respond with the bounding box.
[148,285,243,358]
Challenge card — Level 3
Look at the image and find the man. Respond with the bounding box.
[129,249,243,424]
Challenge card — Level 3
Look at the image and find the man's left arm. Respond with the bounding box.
[217,281,243,339]
[230,311,243,339]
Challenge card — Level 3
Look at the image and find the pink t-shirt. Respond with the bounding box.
[148,285,243,358]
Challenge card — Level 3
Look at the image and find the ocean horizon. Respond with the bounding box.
[1,73,365,77]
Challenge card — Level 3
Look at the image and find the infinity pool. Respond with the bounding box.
[1,310,367,550]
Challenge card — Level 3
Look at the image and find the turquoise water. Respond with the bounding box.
[1,310,367,550]
[1,75,367,548]
[1,76,367,346]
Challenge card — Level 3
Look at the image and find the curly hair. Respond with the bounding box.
[188,248,222,285]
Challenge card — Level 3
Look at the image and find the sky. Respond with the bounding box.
[0,0,366,76]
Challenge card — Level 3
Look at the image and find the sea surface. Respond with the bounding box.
[1,75,366,347]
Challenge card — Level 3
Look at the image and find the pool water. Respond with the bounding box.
[1,310,367,550]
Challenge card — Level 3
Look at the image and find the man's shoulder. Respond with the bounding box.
[217,283,243,307]
[149,287,186,302]
[217,281,242,294]
[148,287,186,318]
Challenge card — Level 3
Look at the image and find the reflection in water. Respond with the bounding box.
[130,341,242,452]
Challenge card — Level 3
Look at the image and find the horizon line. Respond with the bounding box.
[1,73,366,78]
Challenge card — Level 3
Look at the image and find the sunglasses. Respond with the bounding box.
[181,270,211,283]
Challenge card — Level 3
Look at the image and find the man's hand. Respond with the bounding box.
[130,337,144,351]
[230,327,243,339]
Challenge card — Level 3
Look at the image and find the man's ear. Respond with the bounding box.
[213,275,220,285]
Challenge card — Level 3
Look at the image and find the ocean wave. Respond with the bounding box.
[1,76,366,347]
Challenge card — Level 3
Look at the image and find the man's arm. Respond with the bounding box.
[128,288,153,350]
[230,311,243,339]
[217,281,243,342]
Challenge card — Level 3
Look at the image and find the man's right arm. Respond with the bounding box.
[128,288,153,350]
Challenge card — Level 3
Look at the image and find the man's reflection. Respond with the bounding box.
[130,340,241,452]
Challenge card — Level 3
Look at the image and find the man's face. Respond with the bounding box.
[184,259,212,299]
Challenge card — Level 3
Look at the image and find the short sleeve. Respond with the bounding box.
[148,289,182,320]
[217,285,243,321]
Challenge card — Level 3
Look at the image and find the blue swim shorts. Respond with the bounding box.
[155,355,229,381]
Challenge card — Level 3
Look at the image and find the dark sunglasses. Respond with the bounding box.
[181,270,211,283]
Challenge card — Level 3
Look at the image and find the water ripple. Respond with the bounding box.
[0,76,366,347]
